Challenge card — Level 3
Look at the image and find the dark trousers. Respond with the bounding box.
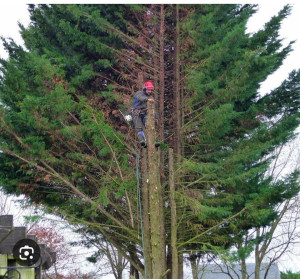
[133,113,147,142]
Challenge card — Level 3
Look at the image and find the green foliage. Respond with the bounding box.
[178,3,300,259]
[0,4,299,273]
[281,271,300,279]
[24,215,42,224]
[0,4,138,255]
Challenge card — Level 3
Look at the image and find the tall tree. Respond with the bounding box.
[1,4,299,278]
[179,4,300,277]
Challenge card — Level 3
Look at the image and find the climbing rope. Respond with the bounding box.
[137,150,147,279]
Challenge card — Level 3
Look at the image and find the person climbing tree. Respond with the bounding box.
[132,80,157,148]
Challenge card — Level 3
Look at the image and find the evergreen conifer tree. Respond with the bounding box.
[0,4,299,278]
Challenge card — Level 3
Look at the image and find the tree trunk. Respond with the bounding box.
[141,148,153,279]
[152,4,159,104]
[174,4,182,161]
[190,256,198,279]
[158,8,166,268]
[255,227,261,279]
[241,258,247,279]
[147,99,166,278]
[158,4,165,144]
[174,8,184,279]
[236,240,247,279]
[116,249,123,279]
[137,70,153,279]
[169,148,179,279]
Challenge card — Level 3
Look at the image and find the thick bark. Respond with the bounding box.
[141,148,153,279]
[147,100,166,278]
[169,148,179,279]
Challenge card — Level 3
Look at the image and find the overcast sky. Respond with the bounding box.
[0,1,299,276]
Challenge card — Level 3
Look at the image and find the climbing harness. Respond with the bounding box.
[137,151,147,279]
[132,108,148,116]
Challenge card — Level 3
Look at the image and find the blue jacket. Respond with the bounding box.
[133,89,153,110]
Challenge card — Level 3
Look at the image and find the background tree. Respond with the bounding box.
[281,271,300,279]
[28,224,89,279]
[200,135,300,279]
[178,4,300,278]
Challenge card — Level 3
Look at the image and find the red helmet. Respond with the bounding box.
[144,81,154,90]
